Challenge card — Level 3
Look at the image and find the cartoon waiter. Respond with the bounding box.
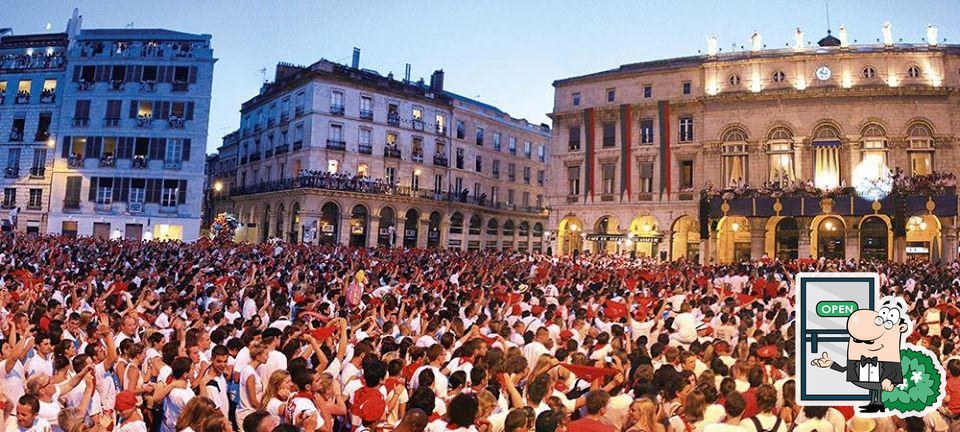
[811,296,909,413]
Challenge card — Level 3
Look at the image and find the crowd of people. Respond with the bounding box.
[0,234,958,432]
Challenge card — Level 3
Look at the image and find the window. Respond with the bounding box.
[330,90,344,113]
[862,66,876,79]
[508,163,516,181]
[6,148,20,169]
[721,128,749,186]
[492,132,501,151]
[456,121,465,139]
[411,170,420,190]
[294,123,304,143]
[523,141,531,158]
[537,169,545,186]
[329,124,343,141]
[568,126,581,151]
[907,123,934,176]
[680,160,694,190]
[473,183,481,198]
[327,159,339,174]
[812,125,842,189]
[2,188,15,207]
[31,148,46,171]
[572,92,580,106]
[28,189,41,209]
[537,144,546,162]
[507,190,514,205]
[16,80,31,103]
[523,166,531,184]
[602,122,616,147]
[385,167,396,185]
[74,100,91,121]
[729,74,741,86]
[911,152,932,176]
[491,159,501,178]
[476,127,484,146]
[643,85,652,98]
[490,186,498,203]
[434,174,443,195]
[567,166,581,195]
[640,119,654,144]
[767,126,795,181]
[295,91,305,114]
[359,128,371,148]
[772,71,786,83]
[602,163,615,195]
[606,88,615,102]
[165,139,184,163]
[475,155,482,172]
[160,180,179,207]
[907,65,921,78]
[682,82,691,94]
[454,177,463,194]
[456,148,464,169]
[386,131,397,147]
[360,96,372,119]
[435,113,446,134]
[412,137,424,160]
[96,179,113,205]
[508,137,517,154]
[640,161,654,193]
[64,177,81,208]
[678,116,694,142]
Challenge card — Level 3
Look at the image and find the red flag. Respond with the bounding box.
[311,326,337,341]
[604,300,628,319]
[560,363,618,382]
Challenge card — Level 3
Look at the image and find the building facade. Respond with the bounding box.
[221,54,551,251]
[0,31,66,234]
[0,10,214,241]
[549,28,960,263]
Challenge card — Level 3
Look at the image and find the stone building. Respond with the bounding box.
[549,26,960,263]
[221,51,551,251]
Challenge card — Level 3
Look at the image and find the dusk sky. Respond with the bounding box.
[6,1,959,154]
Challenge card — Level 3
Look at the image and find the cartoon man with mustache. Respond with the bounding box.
[811,296,908,413]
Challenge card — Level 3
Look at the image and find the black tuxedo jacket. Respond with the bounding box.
[830,358,903,384]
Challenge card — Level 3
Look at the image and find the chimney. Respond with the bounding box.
[351,47,360,69]
[404,63,411,83]
[430,69,444,93]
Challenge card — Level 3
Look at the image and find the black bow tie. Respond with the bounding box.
[860,355,878,366]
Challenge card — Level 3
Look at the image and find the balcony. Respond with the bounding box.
[280,112,289,123]
[139,80,157,92]
[4,167,18,178]
[132,156,148,169]
[15,92,29,104]
[159,205,178,214]
[63,200,81,211]
[433,155,448,167]
[292,141,302,151]
[359,110,373,120]
[99,156,116,168]
[168,117,185,129]
[34,131,49,142]
[384,146,401,159]
[67,155,85,168]
[128,201,144,213]
[9,130,24,142]
[73,118,90,127]
[358,143,372,155]
[326,139,346,151]
[387,113,400,126]
[436,125,446,136]
[29,167,44,178]
[275,144,289,155]
[104,118,121,127]
[172,81,189,92]
[108,80,125,91]
[163,160,183,170]
[295,106,304,116]
[330,105,345,116]
[249,153,261,162]
[412,119,424,131]
[40,90,55,104]
[136,116,153,128]
[569,141,581,151]
[77,81,94,91]
[412,152,424,163]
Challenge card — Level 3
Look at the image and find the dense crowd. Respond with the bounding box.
[0,234,958,432]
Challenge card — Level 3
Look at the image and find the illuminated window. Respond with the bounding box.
[812,125,842,189]
[772,71,786,83]
[357,163,368,177]
[766,127,795,181]
[721,128,748,186]
[907,65,921,78]
[862,66,876,79]
[327,159,338,174]
[907,123,934,176]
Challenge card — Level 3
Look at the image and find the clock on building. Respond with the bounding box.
[816,66,832,81]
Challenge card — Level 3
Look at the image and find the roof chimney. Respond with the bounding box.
[351,47,360,69]
[404,63,411,83]
[430,69,444,93]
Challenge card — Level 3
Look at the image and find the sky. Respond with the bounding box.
[6,1,959,154]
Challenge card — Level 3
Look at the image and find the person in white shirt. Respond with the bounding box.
[236,343,269,426]
[153,356,210,432]
[7,395,52,432]
[521,328,551,369]
[703,391,749,432]
[257,328,287,385]
[204,346,232,417]
[24,335,54,378]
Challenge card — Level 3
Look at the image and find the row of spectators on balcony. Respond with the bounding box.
[0,51,64,70]
[76,40,207,58]
[295,170,392,194]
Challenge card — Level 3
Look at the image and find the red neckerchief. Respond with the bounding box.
[384,377,403,393]
[428,413,441,422]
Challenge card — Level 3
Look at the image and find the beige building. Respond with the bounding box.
[223,51,551,251]
[549,27,960,263]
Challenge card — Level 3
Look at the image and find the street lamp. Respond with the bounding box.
[212,181,224,193]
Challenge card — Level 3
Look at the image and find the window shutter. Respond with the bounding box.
[92,137,103,158]
[129,100,139,119]
[188,66,197,84]
[117,137,130,159]
[72,66,81,83]
[88,177,98,201]
[65,177,81,203]
[61,136,71,159]
[182,139,191,161]
[84,138,96,158]
[165,66,175,83]
[186,102,195,120]
[178,180,188,204]
[162,101,171,120]
[118,178,130,202]
[112,177,122,201]
[145,179,157,203]
[93,66,103,82]
[157,66,167,83]
[149,138,166,160]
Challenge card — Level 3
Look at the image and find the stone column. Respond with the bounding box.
[439,220,450,249]
[750,217,766,259]
[417,218,429,248]
[845,224,860,260]
[367,216,380,249]
[339,215,352,246]
[942,230,957,263]
[797,218,812,259]
[893,236,907,263]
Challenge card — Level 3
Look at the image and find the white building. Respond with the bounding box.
[44,10,215,241]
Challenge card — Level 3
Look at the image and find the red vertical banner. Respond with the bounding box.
[584,108,595,201]
[619,104,632,202]
[658,101,671,198]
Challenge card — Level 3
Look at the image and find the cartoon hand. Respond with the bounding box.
[811,352,833,368]
[882,379,894,392]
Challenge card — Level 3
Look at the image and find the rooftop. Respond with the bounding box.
[79,28,211,42]
[0,33,69,49]
[554,42,960,87]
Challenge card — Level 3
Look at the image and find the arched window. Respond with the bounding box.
[767,126,794,181]
[503,220,515,236]
[907,123,934,176]
[533,223,544,237]
[812,124,842,189]
[450,212,464,235]
[721,127,748,186]
[859,123,888,178]
[468,214,482,235]
[907,65,921,78]
[486,218,499,236]
[519,221,530,237]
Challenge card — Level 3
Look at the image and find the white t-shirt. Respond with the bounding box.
[237,365,263,424]
[24,355,53,378]
[282,396,324,430]
[205,375,230,417]
[258,350,288,385]
[521,341,549,369]
[114,420,148,432]
[4,417,52,432]
[162,388,195,432]
[0,360,26,405]
[740,414,788,432]
[703,424,751,432]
